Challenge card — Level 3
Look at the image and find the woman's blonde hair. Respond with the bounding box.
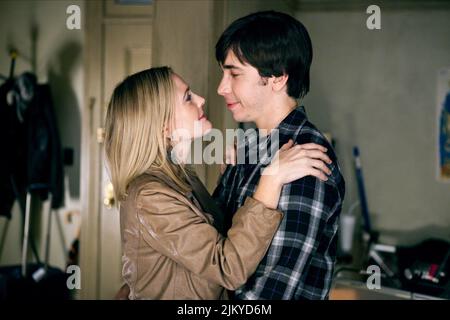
[104,66,190,203]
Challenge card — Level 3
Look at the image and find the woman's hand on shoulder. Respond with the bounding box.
[263,139,332,186]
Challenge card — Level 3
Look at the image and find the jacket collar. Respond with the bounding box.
[141,167,192,197]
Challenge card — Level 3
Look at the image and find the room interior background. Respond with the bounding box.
[0,0,449,299]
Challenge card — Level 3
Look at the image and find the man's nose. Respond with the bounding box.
[217,75,230,96]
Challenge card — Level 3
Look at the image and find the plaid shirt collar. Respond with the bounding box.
[237,105,308,169]
[232,106,311,205]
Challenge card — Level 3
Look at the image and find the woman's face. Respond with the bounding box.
[170,73,212,141]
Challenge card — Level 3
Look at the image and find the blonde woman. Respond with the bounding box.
[105,67,332,300]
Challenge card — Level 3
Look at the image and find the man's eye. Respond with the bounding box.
[231,73,240,78]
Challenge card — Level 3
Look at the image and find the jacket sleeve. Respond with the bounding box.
[136,183,283,290]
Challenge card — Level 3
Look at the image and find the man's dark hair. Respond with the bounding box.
[216,10,313,99]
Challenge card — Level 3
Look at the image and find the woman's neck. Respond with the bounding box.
[169,139,192,165]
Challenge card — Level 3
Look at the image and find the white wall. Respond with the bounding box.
[0,0,84,270]
[296,8,450,245]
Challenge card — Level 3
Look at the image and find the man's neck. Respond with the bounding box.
[255,97,298,135]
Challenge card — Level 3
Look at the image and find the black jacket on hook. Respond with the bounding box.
[0,72,64,219]
[0,78,25,218]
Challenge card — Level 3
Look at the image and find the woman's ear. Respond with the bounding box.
[271,74,289,92]
[163,124,171,140]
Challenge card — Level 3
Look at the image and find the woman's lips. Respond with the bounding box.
[198,114,206,120]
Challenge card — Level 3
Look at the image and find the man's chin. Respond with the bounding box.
[230,112,244,123]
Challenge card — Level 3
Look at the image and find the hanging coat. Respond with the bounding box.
[0,79,26,218]
[0,72,64,219]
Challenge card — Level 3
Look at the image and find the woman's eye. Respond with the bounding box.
[186,93,192,101]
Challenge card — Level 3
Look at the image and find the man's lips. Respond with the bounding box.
[226,102,240,110]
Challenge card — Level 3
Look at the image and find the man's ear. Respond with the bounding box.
[271,74,289,92]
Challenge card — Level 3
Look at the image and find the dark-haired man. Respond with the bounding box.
[213,11,345,300]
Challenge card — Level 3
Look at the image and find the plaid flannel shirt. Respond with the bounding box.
[212,106,345,300]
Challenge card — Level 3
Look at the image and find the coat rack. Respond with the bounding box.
[0,49,48,278]
[0,49,18,81]
[9,49,17,79]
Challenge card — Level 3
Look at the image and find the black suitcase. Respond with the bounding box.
[0,263,71,300]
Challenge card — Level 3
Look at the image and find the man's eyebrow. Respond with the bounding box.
[183,86,190,100]
[222,64,242,71]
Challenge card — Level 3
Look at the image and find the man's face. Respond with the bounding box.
[217,50,271,124]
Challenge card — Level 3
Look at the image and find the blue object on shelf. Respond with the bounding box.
[353,146,372,233]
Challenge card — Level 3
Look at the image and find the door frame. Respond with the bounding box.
[80,0,103,300]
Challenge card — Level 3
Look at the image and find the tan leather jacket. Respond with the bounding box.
[120,170,283,300]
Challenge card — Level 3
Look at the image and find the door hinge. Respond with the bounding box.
[97,128,105,144]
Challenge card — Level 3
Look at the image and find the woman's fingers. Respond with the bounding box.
[308,168,329,181]
[285,147,332,165]
[220,163,227,174]
[279,139,294,151]
[297,143,327,152]
[270,141,333,184]
[311,159,332,175]
[285,158,331,182]
[297,149,332,164]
